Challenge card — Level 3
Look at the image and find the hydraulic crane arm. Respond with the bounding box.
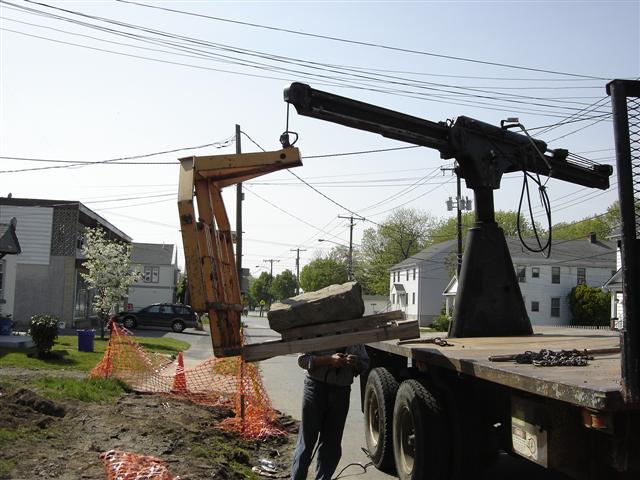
[284,82,612,190]
[284,82,613,338]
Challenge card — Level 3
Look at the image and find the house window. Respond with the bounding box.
[532,267,540,278]
[516,266,526,283]
[144,266,160,283]
[412,292,415,304]
[551,297,560,317]
[413,268,416,280]
[577,267,586,285]
[393,272,396,282]
[531,301,539,312]
[552,267,561,284]
[392,293,396,304]
[0,260,4,299]
[406,270,409,281]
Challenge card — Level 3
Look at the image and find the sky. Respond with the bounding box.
[1,0,638,278]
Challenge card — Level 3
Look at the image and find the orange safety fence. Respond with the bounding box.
[100,450,179,480]
[90,321,285,440]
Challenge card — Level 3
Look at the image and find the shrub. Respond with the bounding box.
[28,314,60,357]
[568,284,611,327]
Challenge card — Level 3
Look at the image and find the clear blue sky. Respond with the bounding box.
[1,0,638,275]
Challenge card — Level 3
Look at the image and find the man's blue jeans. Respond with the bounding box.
[290,377,351,480]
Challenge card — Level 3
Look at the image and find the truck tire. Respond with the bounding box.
[393,380,450,480]
[364,367,399,472]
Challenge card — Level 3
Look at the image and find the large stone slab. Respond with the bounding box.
[268,281,365,333]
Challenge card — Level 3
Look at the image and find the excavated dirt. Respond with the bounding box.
[0,371,296,480]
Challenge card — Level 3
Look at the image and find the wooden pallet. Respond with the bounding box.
[242,313,419,362]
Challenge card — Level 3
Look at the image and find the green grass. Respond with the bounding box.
[0,459,17,479]
[0,335,190,372]
[32,377,128,403]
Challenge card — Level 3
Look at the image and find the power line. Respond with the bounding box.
[115,0,613,81]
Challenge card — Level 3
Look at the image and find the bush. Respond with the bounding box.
[431,313,451,332]
[28,314,60,357]
[568,284,610,327]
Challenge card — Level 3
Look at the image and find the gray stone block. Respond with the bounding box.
[268,282,365,333]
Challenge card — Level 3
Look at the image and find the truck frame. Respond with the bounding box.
[281,80,640,480]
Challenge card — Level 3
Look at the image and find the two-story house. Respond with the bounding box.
[127,243,179,309]
[0,197,131,328]
[392,234,616,327]
[390,239,457,326]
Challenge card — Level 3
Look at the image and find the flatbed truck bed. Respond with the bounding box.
[370,327,622,411]
[360,327,639,480]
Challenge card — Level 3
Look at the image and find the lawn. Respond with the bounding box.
[0,335,190,372]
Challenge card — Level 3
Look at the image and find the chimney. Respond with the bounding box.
[588,232,597,243]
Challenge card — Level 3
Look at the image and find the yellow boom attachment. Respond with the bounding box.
[178,147,302,357]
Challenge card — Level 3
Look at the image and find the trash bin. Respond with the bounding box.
[77,329,95,352]
[0,317,11,336]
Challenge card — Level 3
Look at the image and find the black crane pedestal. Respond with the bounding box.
[449,220,533,338]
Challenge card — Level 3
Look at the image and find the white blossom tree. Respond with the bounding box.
[80,228,140,338]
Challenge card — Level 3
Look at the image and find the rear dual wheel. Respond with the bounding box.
[393,380,450,480]
[364,367,399,472]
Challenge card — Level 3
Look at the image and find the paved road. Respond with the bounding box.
[134,316,570,480]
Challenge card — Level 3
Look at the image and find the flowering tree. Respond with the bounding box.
[81,228,140,338]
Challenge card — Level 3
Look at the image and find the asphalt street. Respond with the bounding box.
[145,314,571,480]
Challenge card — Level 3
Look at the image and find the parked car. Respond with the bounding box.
[115,303,198,333]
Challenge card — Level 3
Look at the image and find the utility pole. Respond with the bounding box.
[263,259,280,305]
[338,214,365,281]
[290,248,306,295]
[235,124,244,294]
[443,165,472,277]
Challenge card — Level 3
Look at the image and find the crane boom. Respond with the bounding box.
[284,82,613,338]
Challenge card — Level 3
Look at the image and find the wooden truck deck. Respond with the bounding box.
[369,326,623,411]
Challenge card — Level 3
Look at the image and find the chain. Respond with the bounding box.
[514,349,593,367]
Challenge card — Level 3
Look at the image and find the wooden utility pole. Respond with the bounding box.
[235,125,244,294]
[338,214,364,281]
[290,248,306,294]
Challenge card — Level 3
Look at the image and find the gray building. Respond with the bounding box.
[0,198,130,328]
[127,243,179,309]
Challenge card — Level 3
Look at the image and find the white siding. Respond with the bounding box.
[128,264,176,309]
[0,206,52,265]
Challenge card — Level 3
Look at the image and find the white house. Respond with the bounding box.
[393,234,616,327]
[389,239,456,326]
[127,243,179,309]
[603,227,624,329]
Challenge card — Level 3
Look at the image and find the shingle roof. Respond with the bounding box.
[132,243,175,265]
[0,219,21,255]
[390,235,615,270]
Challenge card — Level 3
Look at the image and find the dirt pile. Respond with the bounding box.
[0,378,296,480]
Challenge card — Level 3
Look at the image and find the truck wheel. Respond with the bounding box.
[393,380,450,480]
[364,367,399,472]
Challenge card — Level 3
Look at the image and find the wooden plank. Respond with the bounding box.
[280,310,404,341]
[193,147,301,174]
[242,320,419,362]
[177,157,206,312]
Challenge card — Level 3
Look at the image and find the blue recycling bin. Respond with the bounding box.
[77,329,95,352]
[0,318,11,336]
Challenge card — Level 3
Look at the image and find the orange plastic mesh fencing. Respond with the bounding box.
[90,322,285,440]
[100,449,179,480]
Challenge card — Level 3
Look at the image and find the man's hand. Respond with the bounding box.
[330,353,348,368]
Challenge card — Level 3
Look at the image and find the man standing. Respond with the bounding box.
[290,345,369,480]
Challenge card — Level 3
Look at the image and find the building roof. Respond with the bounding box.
[391,239,457,270]
[0,197,131,242]
[132,243,175,265]
[390,235,616,271]
[603,268,622,289]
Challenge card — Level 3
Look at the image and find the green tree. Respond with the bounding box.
[299,257,348,292]
[249,272,271,306]
[81,228,141,338]
[270,269,298,301]
[355,208,436,295]
[553,202,619,241]
[567,284,611,327]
